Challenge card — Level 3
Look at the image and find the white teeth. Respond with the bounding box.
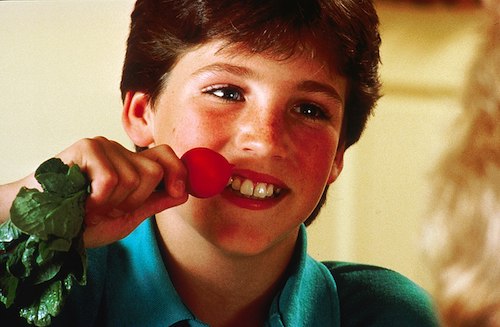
[240,179,254,196]
[253,183,268,198]
[229,177,281,199]
[231,177,241,191]
[266,184,274,197]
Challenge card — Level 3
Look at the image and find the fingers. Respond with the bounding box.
[56,136,187,222]
[88,142,160,212]
[141,144,187,199]
[12,136,191,248]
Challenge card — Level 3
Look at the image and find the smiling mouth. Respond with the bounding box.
[227,176,283,199]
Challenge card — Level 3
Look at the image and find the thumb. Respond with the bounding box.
[83,192,188,248]
[132,191,189,223]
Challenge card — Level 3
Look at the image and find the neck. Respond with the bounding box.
[154,214,299,327]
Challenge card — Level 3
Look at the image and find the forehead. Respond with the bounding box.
[171,40,342,87]
[209,38,344,79]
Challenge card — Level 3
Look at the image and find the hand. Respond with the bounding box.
[56,137,188,248]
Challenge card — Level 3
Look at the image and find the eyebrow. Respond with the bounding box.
[297,80,344,105]
[191,63,255,79]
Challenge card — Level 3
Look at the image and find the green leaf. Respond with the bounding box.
[0,257,19,309]
[48,238,71,253]
[11,188,86,243]
[0,220,23,245]
[32,248,64,286]
[35,158,87,197]
[35,158,68,177]
[0,158,90,326]
[19,281,61,327]
[6,241,30,279]
[41,190,86,240]
[10,189,66,240]
[20,236,39,278]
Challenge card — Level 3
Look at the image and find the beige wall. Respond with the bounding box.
[0,0,134,180]
[0,1,482,292]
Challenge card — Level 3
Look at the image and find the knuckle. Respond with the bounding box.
[145,162,164,182]
[99,170,119,190]
[121,171,140,190]
[155,143,175,155]
[76,137,104,154]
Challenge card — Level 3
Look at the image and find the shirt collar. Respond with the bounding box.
[112,221,340,327]
[267,224,341,327]
[108,218,207,326]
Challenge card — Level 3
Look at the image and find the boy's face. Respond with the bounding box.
[131,40,346,255]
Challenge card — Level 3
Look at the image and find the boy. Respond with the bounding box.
[1,0,438,326]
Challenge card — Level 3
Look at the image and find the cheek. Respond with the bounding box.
[293,133,338,189]
[163,111,231,155]
[196,115,230,144]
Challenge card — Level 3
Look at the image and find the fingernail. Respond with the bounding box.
[172,179,185,198]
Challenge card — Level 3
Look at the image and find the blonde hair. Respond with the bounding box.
[423,1,500,326]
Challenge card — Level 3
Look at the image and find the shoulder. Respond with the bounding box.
[322,261,439,327]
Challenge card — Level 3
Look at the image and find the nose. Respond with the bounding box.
[233,106,289,159]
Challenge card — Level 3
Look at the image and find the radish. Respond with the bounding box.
[181,147,233,198]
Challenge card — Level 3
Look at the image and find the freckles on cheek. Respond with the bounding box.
[199,118,227,141]
[299,160,331,187]
[298,143,337,186]
[171,116,228,151]
[163,117,199,154]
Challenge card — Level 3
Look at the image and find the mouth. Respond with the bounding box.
[227,176,283,199]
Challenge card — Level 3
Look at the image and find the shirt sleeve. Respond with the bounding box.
[324,261,440,327]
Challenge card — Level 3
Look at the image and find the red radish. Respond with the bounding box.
[181,147,233,198]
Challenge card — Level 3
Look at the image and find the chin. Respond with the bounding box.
[209,223,298,258]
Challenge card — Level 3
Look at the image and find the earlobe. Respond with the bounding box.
[327,141,345,184]
[122,91,154,148]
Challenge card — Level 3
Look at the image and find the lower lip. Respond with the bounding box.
[220,188,283,210]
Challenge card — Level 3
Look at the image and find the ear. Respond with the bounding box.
[122,91,155,147]
[327,140,345,184]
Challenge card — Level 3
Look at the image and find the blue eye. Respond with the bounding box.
[204,85,243,102]
[292,103,330,121]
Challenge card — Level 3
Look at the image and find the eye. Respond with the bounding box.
[292,103,330,121]
[202,85,244,102]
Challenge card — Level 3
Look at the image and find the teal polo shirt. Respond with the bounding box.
[3,219,439,326]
